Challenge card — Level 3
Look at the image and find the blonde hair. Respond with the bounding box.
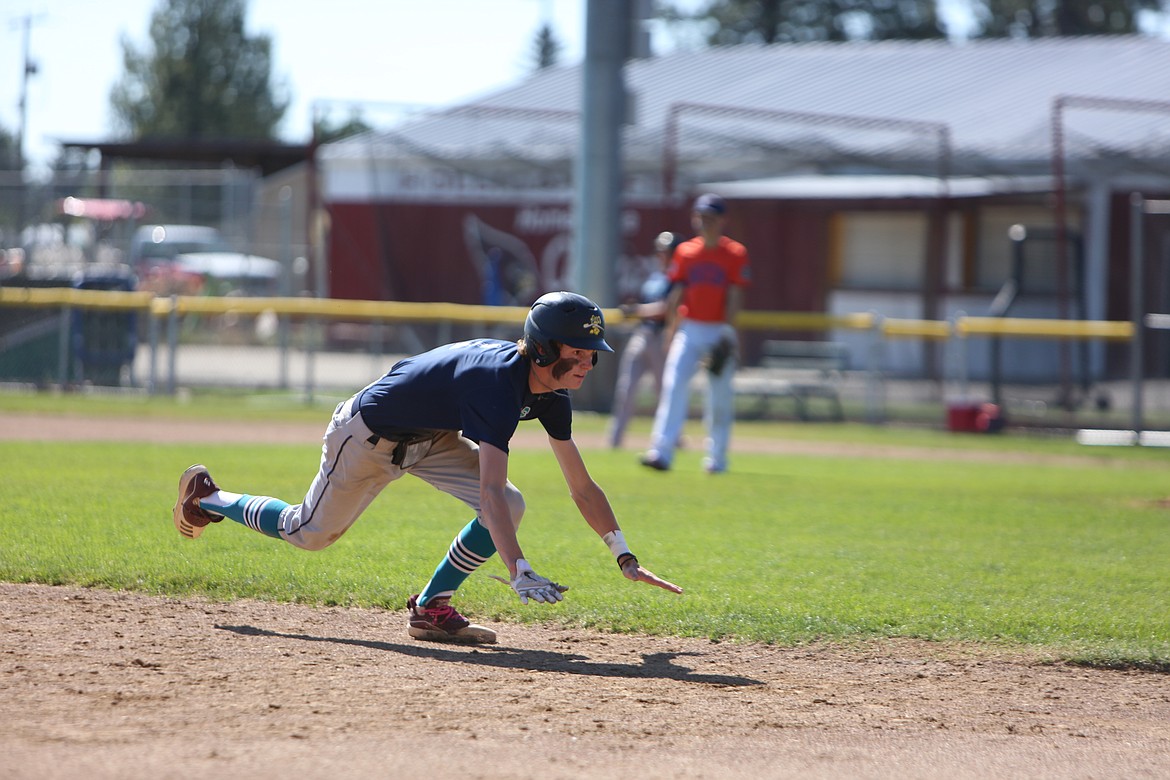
[517,337,560,361]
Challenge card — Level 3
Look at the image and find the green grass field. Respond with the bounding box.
[2,390,1169,669]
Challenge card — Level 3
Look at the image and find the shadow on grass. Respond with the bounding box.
[216,623,763,687]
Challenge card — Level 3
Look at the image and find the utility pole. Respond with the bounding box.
[571,0,654,307]
[17,15,40,170]
[571,0,628,308]
[14,13,42,237]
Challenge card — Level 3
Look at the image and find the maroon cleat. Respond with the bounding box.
[407,594,497,644]
[172,464,224,540]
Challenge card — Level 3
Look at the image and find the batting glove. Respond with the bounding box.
[510,559,567,605]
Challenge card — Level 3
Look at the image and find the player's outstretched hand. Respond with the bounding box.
[510,559,567,605]
[620,557,684,594]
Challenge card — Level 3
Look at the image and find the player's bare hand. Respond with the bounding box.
[621,557,683,594]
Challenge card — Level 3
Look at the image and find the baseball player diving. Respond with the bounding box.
[172,291,683,643]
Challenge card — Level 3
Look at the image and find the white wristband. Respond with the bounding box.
[601,530,631,560]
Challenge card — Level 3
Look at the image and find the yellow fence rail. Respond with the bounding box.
[0,286,155,312]
[0,288,1137,341]
[955,316,1134,340]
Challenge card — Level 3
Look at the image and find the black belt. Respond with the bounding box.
[349,393,435,467]
[390,440,408,467]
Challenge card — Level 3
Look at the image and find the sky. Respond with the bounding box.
[0,0,980,179]
[0,0,600,175]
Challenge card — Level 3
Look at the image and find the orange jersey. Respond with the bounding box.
[667,235,751,322]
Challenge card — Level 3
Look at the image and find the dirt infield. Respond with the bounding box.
[3,413,1170,778]
[4,583,1170,780]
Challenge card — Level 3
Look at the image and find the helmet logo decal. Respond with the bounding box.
[583,314,603,337]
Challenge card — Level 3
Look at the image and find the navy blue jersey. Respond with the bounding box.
[356,339,572,453]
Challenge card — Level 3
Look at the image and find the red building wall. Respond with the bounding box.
[326,198,827,312]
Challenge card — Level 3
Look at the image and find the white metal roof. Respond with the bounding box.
[321,36,1170,197]
[698,174,1056,199]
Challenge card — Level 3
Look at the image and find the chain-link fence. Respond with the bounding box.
[5,287,1170,436]
[0,166,311,296]
[4,76,1170,434]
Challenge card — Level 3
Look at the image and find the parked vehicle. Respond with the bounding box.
[129,224,228,274]
[131,224,282,297]
[175,251,281,296]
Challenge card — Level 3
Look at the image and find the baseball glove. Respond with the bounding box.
[707,337,735,376]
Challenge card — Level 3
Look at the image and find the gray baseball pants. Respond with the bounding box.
[275,395,526,550]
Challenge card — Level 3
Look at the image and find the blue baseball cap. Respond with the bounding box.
[693,193,727,215]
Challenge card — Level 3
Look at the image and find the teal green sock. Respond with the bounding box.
[419,519,496,605]
[209,494,289,539]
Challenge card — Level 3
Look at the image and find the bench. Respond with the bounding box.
[732,340,849,421]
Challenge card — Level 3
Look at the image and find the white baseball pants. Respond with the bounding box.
[647,319,737,471]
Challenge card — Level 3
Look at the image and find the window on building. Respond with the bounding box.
[975,206,1080,295]
[834,211,925,290]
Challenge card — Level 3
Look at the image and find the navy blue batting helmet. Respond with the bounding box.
[523,291,614,367]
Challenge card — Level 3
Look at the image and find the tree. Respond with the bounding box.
[312,112,373,145]
[0,125,21,243]
[971,0,1159,37]
[530,22,564,70]
[660,0,1163,42]
[110,0,288,141]
[660,0,946,44]
[0,125,19,170]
